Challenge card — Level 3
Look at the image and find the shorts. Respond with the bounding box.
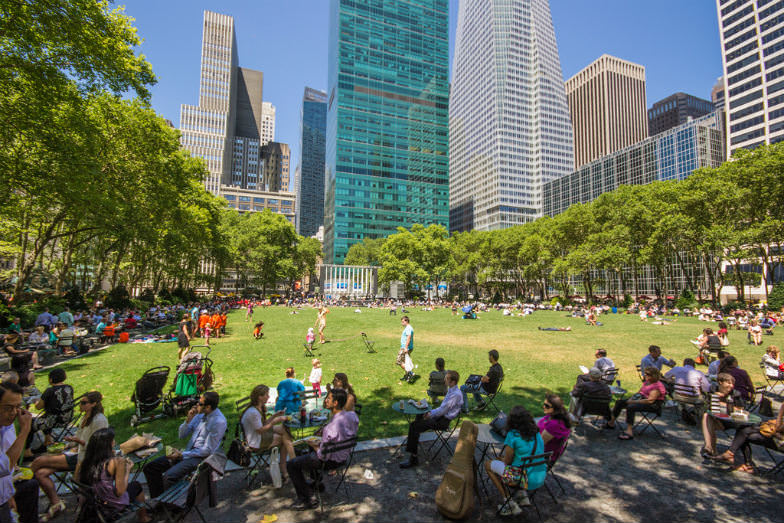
[177,335,189,349]
[257,430,275,451]
[490,459,522,483]
[396,347,409,366]
[65,452,78,470]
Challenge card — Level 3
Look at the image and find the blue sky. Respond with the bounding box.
[123,0,722,175]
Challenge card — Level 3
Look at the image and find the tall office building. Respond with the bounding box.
[648,92,714,135]
[716,0,784,155]
[712,76,726,110]
[449,0,574,232]
[324,0,450,263]
[566,54,648,169]
[296,87,327,237]
[261,142,290,192]
[261,101,276,145]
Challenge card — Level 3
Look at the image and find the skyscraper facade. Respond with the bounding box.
[449,0,574,232]
[324,0,450,263]
[296,87,327,237]
[648,92,715,136]
[543,112,725,217]
[261,142,290,192]
[566,54,648,170]
[716,0,784,156]
[261,101,276,145]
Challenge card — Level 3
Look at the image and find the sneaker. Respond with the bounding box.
[497,500,521,516]
[515,491,531,507]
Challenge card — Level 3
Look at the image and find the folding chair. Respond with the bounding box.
[426,412,462,460]
[635,365,645,382]
[233,396,271,488]
[545,439,569,499]
[631,401,665,439]
[671,383,705,423]
[51,392,85,443]
[303,341,316,357]
[155,452,226,523]
[497,451,554,521]
[758,445,784,477]
[73,480,143,523]
[313,437,358,512]
[759,361,784,396]
[577,394,611,427]
[475,376,504,413]
[601,367,618,384]
[360,332,376,353]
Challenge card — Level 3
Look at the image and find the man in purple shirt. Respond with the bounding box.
[289,388,359,510]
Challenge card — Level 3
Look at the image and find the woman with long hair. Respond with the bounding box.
[537,394,572,463]
[241,384,295,479]
[33,391,109,521]
[484,405,547,516]
[79,427,150,522]
[329,372,356,411]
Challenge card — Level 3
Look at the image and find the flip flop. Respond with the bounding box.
[618,433,634,440]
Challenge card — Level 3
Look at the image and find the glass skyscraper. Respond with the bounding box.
[324,0,450,263]
[296,87,327,237]
[543,112,725,217]
[449,0,574,232]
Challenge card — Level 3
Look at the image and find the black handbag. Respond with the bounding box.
[490,411,508,438]
[465,374,483,387]
[227,438,251,467]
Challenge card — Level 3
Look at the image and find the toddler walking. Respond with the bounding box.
[253,321,264,340]
[305,327,315,347]
[309,358,322,396]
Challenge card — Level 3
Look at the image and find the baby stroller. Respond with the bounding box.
[130,366,170,427]
[462,305,477,319]
[162,346,214,418]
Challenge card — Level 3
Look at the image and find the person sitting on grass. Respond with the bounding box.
[33,390,108,521]
[400,370,462,469]
[568,367,611,422]
[275,367,305,414]
[427,358,447,401]
[78,427,151,522]
[700,373,745,458]
[640,344,676,374]
[537,326,572,331]
[606,367,666,440]
[748,319,763,346]
[484,405,547,516]
[288,388,359,511]
[241,385,295,481]
[460,350,503,413]
[253,321,264,340]
[713,402,784,474]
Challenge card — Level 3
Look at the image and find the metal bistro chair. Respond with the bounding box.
[759,361,784,397]
[73,480,144,523]
[303,341,317,358]
[233,396,271,488]
[601,367,619,385]
[671,383,706,424]
[497,451,554,521]
[154,452,226,523]
[475,375,505,414]
[360,332,376,353]
[632,400,666,439]
[635,365,645,382]
[426,412,463,461]
[314,437,359,513]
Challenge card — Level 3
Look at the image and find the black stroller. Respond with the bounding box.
[162,346,214,418]
[130,366,171,427]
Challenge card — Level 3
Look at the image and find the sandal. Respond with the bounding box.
[40,500,65,522]
[618,433,634,440]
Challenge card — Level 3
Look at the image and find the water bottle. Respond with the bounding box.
[616,379,621,390]
[300,406,307,425]
[726,395,734,416]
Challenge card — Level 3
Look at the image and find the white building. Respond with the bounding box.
[716,0,784,156]
[449,0,574,232]
[261,101,276,145]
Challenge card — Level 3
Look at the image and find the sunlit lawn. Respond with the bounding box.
[52,306,772,444]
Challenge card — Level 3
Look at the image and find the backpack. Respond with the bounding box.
[435,420,477,520]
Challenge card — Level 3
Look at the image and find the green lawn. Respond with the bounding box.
[51,307,772,445]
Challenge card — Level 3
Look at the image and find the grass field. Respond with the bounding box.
[52,307,773,444]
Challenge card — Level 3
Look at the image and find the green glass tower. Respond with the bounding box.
[324,0,450,263]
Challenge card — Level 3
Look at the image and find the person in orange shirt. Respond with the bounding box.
[219,312,227,335]
[211,312,221,339]
[198,312,209,337]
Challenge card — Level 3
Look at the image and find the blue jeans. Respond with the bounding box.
[460,383,487,412]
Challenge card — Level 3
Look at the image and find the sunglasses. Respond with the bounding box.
[543,403,552,408]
